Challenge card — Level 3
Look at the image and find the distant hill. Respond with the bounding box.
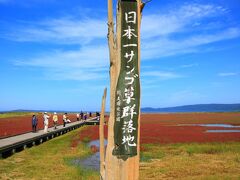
[0,109,101,114]
[1,104,240,114]
[141,104,240,113]
[0,109,79,114]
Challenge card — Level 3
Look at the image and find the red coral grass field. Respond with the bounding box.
[1,112,240,144]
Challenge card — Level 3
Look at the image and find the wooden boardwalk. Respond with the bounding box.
[0,118,99,158]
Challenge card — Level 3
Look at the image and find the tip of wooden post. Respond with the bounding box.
[104,88,107,97]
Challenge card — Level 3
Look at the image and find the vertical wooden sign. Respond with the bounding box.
[113,0,140,159]
[104,0,144,179]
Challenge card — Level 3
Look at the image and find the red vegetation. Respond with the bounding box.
[1,113,240,144]
[75,113,240,144]
[78,125,108,141]
[140,113,240,144]
[0,114,79,138]
[90,145,99,153]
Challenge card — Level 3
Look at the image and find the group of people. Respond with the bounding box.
[32,111,99,133]
[32,112,71,133]
[76,111,93,121]
[43,112,72,132]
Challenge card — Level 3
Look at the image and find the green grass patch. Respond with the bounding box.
[82,136,91,143]
[141,142,240,161]
[140,144,165,162]
[185,142,240,155]
[0,126,99,180]
[140,142,240,179]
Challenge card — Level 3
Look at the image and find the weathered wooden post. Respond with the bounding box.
[100,88,107,179]
[100,0,145,179]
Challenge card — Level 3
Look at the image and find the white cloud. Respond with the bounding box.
[180,63,199,68]
[167,90,207,106]
[47,69,107,81]
[15,45,108,68]
[140,3,240,60]
[141,3,226,39]
[142,27,240,60]
[7,17,107,44]
[142,71,183,80]
[5,3,237,48]
[0,0,56,5]
[10,3,240,81]
[218,72,239,77]
[14,45,109,81]
[142,89,208,107]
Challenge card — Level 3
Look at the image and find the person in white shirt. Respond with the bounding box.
[43,112,50,133]
[63,113,67,127]
[52,112,58,130]
[76,113,80,121]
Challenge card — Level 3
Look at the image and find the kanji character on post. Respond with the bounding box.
[123,87,135,104]
[125,11,137,24]
[122,119,136,133]
[121,104,137,119]
[122,135,136,146]
[123,26,137,39]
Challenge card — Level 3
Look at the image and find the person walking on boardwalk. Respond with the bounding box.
[80,111,83,120]
[43,112,50,133]
[32,114,38,132]
[63,113,68,127]
[84,113,87,121]
[53,112,58,130]
[76,113,80,121]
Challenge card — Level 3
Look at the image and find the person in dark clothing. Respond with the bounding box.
[96,112,100,121]
[96,112,100,117]
[80,111,83,120]
[32,114,38,132]
[89,112,92,117]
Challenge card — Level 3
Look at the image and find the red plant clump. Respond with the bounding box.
[71,138,80,148]
[78,125,108,141]
[90,145,99,153]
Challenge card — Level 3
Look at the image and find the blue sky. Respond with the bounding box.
[0,0,240,111]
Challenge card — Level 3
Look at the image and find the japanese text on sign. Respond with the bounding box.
[113,1,140,159]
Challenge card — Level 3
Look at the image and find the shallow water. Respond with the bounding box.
[206,130,240,133]
[88,139,107,147]
[179,124,240,128]
[72,152,100,171]
[72,139,107,171]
